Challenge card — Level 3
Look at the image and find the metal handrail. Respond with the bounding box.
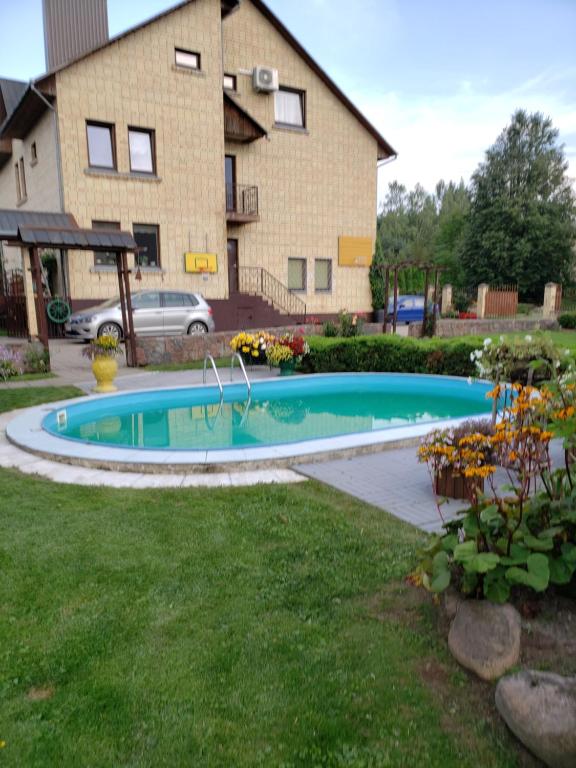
[203,353,223,398]
[231,352,251,398]
[238,266,307,318]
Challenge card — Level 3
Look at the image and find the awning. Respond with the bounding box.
[17,225,138,252]
[0,209,137,251]
[0,209,77,240]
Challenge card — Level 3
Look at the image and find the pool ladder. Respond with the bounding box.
[202,353,251,429]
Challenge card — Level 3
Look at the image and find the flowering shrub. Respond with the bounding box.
[0,345,23,381]
[414,370,576,603]
[470,335,571,385]
[82,335,123,360]
[418,419,495,506]
[266,343,293,366]
[265,333,310,367]
[230,331,276,364]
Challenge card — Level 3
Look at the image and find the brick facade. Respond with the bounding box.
[0,0,391,329]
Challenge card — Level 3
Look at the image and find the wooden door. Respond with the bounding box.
[227,239,239,294]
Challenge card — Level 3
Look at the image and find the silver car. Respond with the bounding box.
[65,290,216,340]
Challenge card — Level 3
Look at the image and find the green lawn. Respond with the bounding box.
[0,470,520,767]
[146,355,233,372]
[0,386,84,415]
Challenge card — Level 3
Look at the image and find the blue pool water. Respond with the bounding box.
[42,374,493,451]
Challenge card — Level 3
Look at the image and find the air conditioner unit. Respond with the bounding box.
[253,66,279,93]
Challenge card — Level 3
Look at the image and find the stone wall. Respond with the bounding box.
[408,317,559,338]
[135,322,383,365]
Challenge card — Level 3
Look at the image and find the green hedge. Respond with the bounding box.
[559,313,576,329]
[300,335,482,377]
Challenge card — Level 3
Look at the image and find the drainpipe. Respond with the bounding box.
[29,81,65,214]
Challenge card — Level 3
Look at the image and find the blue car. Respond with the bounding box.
[386,295,436,324]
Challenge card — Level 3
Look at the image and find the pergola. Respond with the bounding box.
[377,260,445,336]
[0,210,139,366]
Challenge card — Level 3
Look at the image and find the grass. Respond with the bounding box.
[11,372,56,382]
[145,355,233,372]
[0,471,521,767]
[0,386,84,414]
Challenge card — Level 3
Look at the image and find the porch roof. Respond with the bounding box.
[0,209,137,251]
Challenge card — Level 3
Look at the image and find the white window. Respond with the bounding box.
[128,128,155,174]
[175,48,200,70]
[223,73,237,91]
[275,88,305,128]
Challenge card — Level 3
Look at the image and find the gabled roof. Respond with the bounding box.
[0,78,27,123]
[36,0,240,86]
[247,0,396,160]
[30,0,395,160]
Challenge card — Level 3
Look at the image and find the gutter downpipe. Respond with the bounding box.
[29,80,65,214]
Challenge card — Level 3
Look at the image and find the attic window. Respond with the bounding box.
[275,87,306,128]
[175,48,200,71]
[223,73,237,91]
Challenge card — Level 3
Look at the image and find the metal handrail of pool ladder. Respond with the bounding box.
[230,353,251,398]
[203,353,223,399]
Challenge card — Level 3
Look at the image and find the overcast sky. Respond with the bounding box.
[1,0,575,205]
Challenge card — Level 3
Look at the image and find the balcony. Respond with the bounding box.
[226,183,259,223]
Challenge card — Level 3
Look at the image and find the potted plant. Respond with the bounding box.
[230,331,276,366]
[266,333,310,375]
[418,419,495,501]
[83,334,123,393]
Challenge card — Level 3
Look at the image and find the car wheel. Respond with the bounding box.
[187,321,208,335]
[97,322,122,340]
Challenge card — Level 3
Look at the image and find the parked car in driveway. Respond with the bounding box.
[65,290,216,340]
[386,294,438,324]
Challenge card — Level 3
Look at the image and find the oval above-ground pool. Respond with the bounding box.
[7,374,495,472]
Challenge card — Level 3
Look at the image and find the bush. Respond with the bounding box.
[322,321,338,337]
[559,313,576,329]
[300,335,481,377]
[23,344,50,374]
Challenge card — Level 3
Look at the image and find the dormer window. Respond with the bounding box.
[175,48,200,71]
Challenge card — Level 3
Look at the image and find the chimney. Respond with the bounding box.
[43,0,109,71]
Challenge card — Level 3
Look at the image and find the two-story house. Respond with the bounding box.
[0,0,396,333]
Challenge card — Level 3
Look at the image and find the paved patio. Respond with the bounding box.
[298,441,566,533]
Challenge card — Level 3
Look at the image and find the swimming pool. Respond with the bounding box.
[7,374,494,471]
[42,373,492,451]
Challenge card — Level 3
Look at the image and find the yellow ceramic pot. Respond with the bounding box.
[92,356,118,393]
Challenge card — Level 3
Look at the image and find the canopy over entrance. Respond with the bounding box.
[0,209,139,366]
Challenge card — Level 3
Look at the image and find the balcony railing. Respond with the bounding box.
[239,266,307,319]
[226,183,259,223]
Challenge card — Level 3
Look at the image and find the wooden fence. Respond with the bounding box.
[484,284,518,318]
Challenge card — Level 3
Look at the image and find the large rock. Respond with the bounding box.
[495,670,576,768]
[448,600,521,680]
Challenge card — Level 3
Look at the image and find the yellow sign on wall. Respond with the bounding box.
[184,252,218,273]
[338,237,373,267]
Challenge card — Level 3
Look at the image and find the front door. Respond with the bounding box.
[227,239,239,294]
[131,291,163,335]
[225,155,236,212]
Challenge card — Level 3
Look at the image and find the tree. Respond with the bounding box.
[461,110,576,299]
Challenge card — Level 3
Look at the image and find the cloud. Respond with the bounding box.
[354,70,576,204]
